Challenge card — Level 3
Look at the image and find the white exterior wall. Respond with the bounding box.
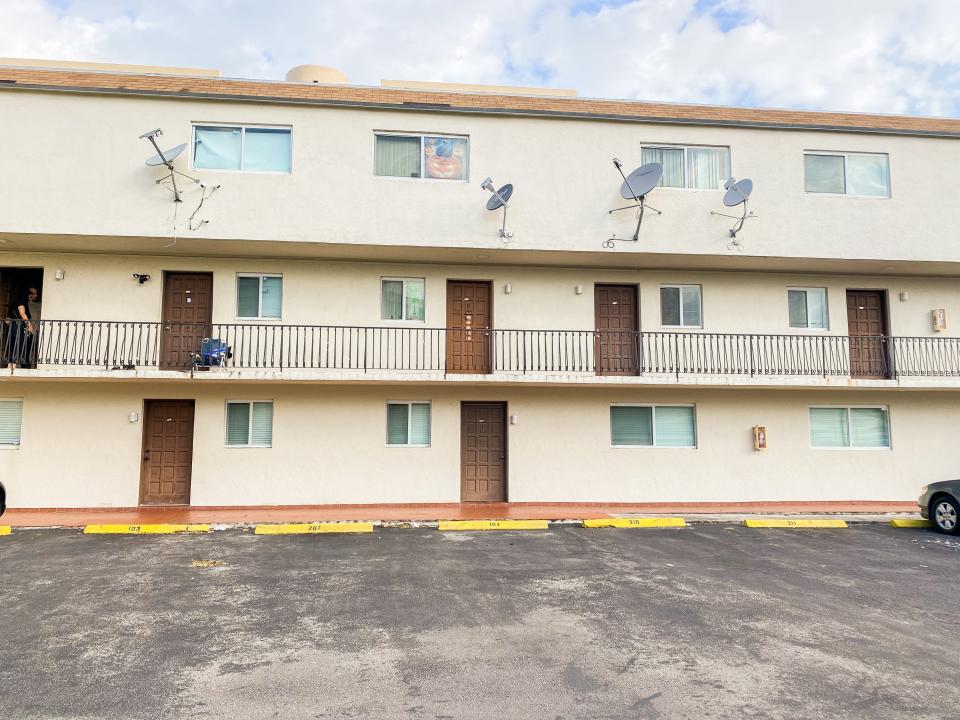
[1,90,958,264]
[0,381,950,508]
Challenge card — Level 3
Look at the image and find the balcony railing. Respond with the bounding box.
[3,320,960,379]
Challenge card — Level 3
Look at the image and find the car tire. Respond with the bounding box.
[931,495,960,535]
[0,480,5,517]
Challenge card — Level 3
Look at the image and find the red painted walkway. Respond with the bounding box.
[2,501,918,527]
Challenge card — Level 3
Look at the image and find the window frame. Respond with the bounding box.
[373,131,470,182]
[191,123,293,174]
[808,405,891,450]
[380,277,426,324]
[235,273,283,321]
[803,150,890,198]
[0,398,23,448]
[787,287,829,331]
[639,143,731,190]
[224,400,274,448]
[385,400,432,448]
[610,403,698,449]
[660,284,704,329]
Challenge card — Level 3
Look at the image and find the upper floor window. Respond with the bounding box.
[374,133,468,181]
[193,125,292,173]
[804,152,889,197]
[788,288,828,330]
[381,278,425,322]
[237,274,282,319]
[660,285,702,328]
[641,145,730,190]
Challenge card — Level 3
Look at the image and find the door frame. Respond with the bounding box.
[459,401,509,503]
[446,279,494,374]
[138,398,196,506]
[160,271,214,371]
[594,283,640,376]
[845,288,892,378]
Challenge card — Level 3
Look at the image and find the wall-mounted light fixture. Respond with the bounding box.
[504,283,513,294]
[510,415,518,425]
[133,273,151,284]
[54,268,65,281]
[128,411,140,423]
[574,284,584,295]
[899,291,909,302]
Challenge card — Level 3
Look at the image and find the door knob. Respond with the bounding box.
[143,450,152,461]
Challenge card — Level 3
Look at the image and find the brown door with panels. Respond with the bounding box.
[139,400,195,505]
[446,281,492,373]
[595,284,639,375]
[846,290,890,378]
[160,272,213,370]
[461,402,507,502]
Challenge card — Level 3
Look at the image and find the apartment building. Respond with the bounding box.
[1,59,958,510]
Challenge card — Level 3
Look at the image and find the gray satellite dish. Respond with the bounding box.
[606,159,663,245]
[146,142,187,167]
[481,177,514,240]
[713,176,757,242]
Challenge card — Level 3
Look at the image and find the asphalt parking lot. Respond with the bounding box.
[2,524,958,719]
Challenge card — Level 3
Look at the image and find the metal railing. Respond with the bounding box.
[3,319,960,379]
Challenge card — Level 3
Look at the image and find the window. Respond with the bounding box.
[226,401,273,447]
[804,152,889,197]
[0,399,23,446]
[660,285,702,327]
[381,278,425,322]
[386,402,431,446]
[237,274,282,319]
[375,133,468,181]
[193,125,292,173]
[611,405,696,447]
[788,288,828,329]
[809,407,890,449]
[641,145,730,189]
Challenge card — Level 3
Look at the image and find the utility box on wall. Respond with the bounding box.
[753,425,768,451]
[933,308,948,332]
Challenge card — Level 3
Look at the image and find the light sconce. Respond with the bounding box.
[133,273,151,284]
[128,411,140,423]
[504,283,513,294]
[575,284,584,295]
[899,291,909,302]
[54,268,65,281]
[510,415,518,425]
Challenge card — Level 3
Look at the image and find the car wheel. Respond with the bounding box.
[931,495,960,535]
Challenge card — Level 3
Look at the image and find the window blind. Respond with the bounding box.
[809,408,850,447]
[260,277,283,318]
[409,404,431,445]
[654,406,696,447]
[375,136,421,178]
[237,276,261,317]
[788,290,808,327]
[660,287,681,326]
[386,403,409,444]
[194,126,242,170]
[0,400,23,445]
[611,406,653,446]
[250,402,273,447]
[850,408,889,448]
[681,286,702,327]
[244,128,291,173]
[226,403,250,445]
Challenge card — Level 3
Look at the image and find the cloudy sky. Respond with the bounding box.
[2,0,959,117]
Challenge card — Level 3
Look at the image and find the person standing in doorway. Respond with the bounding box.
[7,287,38,369]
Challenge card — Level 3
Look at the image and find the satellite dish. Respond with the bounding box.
[145,142,187,167]
[712,176,757,245]
[606,159,663,246]
[481,177,514,240]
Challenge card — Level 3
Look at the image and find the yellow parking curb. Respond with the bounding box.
[742,518,848,529]
[0,526,10,536]
[438,520,548,531]
[254,522,374,535]
[890,519,933,528]
[83,524,211,534]
[583,518,686,529]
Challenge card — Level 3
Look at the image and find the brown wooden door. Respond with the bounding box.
[461,402,507,502]
[446,281,492,373]
[846,290,890,378]
[139,400,195,505]
[161,273,213,370]
[595,285,639,375]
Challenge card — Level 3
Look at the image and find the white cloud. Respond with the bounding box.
[1,0,959,116]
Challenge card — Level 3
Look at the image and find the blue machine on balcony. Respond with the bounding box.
[193,338,231,370]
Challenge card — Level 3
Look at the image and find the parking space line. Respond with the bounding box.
[0,526,10,536]
[253,522,374,535]
[438,520,548,531]
[889,519,933,528]
[583,518,686,529]
[82,524,211,534]
[742,519,848,529]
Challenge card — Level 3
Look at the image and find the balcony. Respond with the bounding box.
[3,320,960,388]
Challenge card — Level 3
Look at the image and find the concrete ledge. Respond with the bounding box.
[890,518,933,528]
[584,518,686,528]
[743,519,848,528]
[82,524,210,534]
[438,520,548,531]
[253,522,373,535]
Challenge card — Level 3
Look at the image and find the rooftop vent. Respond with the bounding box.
[285,65,348,85]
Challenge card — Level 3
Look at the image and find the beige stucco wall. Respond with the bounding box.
[0,381,952,508]
[1,90,958,263]
[2,251,957,338]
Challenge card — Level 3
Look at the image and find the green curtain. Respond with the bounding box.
[611,406,653,446]
[0,399,22,445]
[655,406,696,447]
[226,403,251,445]
[375,136,421,178]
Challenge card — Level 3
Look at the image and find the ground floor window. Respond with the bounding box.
[611,405,696,447]
[226,401,274,447]
[809,406,890,448]
[386,401,431,446]
[0,399,23,446]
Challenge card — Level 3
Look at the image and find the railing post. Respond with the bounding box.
[103,322,111,370]
[749,335,755,377]
[673,333,679,380]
